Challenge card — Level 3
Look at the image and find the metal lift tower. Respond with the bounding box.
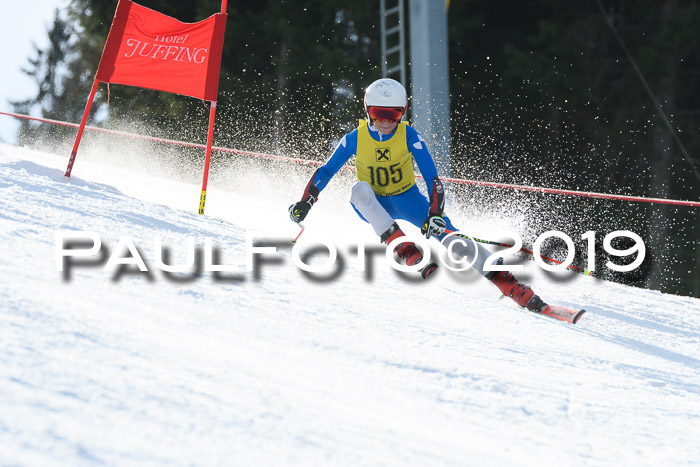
[380,0,452,176]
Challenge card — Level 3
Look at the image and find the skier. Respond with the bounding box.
[288,78,546,313]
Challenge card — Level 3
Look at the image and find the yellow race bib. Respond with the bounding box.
[355,119,416,196]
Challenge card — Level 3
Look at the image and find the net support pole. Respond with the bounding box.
[65,79,100,177]
[199,100,217,215]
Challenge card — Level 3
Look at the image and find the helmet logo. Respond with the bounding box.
[376,148,391,161]
[377,84,392,97]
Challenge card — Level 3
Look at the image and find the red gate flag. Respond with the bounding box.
[96,0,227,101]
[66,0,227,216]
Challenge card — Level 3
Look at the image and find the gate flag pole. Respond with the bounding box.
[199,100,217,215]
[198,0,227,215]
[64,79,100,177]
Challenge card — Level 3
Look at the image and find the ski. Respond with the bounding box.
[539,304,586,324]
[500,296,586,324]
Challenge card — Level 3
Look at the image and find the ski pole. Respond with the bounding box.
[443,229,595,277]
[291,222,305,244]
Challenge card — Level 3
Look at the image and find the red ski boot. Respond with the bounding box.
[381,223,423,266]
[488,270,546,312]
[380,223,438,278]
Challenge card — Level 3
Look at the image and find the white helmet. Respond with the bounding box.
[363,78,408,122]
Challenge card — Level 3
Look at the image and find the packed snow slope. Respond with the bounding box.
[1,142,699,466]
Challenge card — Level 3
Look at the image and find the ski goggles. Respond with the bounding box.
[367,106,404,122]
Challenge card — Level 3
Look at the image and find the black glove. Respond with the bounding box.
[421,177,446,238]
[421,215,447,238]
[289,177,320,223]
[289,198,315,223]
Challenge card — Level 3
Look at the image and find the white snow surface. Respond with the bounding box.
[1,142,699,466]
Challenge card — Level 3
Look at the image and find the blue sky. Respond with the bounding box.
[0,0,69,144]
